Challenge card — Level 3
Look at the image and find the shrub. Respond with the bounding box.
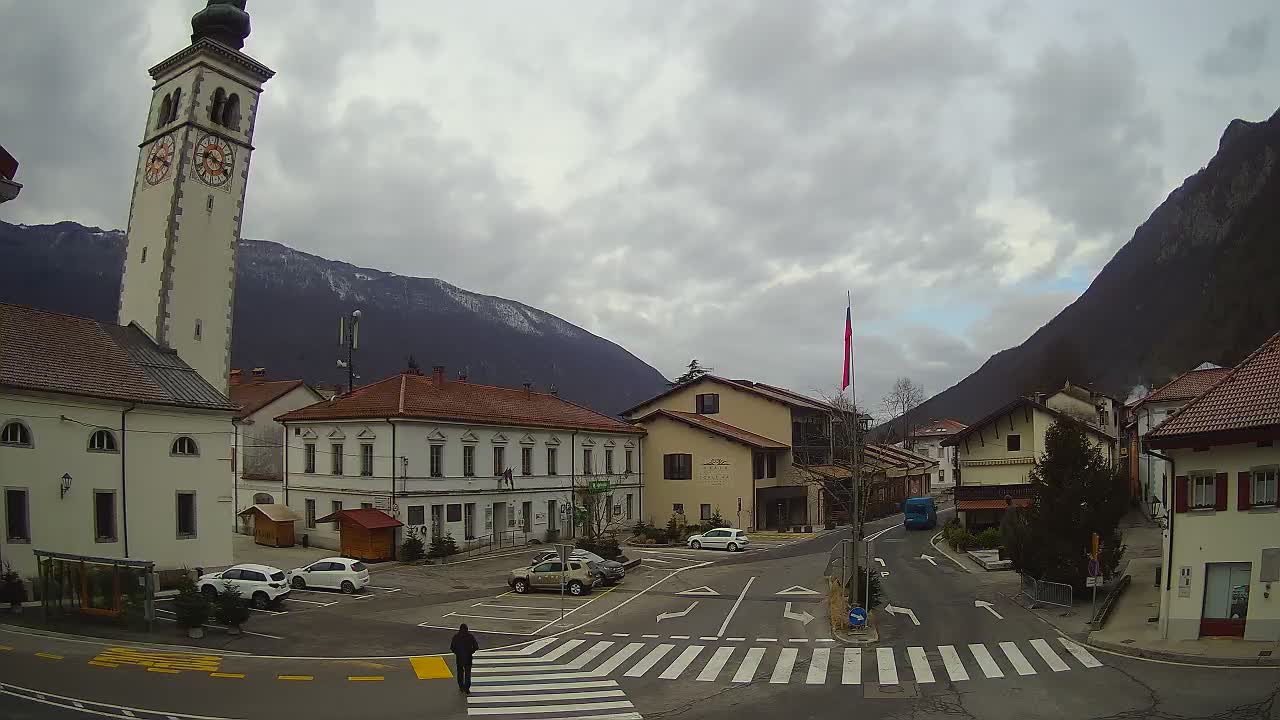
[213,583,251,627]
[844,566,883,610]
[1,564,25,606]
[666,514,681,540]
[400,528,425,561]
[975,527,1003,550]
[576,538,622,560]
[173,572,209,629]
[428,533,459,559]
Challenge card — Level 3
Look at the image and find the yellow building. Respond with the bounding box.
[624,376,836,531]
[942,394,1116,530]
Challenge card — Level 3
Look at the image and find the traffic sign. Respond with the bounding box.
[588,480,609,493]
[848,606,868,628]
[1085,576,1103,588]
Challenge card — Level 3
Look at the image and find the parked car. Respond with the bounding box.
[903,496,938,530]
[197,563,290,609]
[530,549,626,585]
[509,559,601,595]
[687,528,750,551]
[287,557,370,594]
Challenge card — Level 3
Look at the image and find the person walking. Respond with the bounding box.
[451,623,479,693]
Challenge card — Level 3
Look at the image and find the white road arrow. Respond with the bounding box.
[974,600,1004,619]
[782,602,815,625]
[919,554,937,566]
[881,571,890,577]
[874,557,886,567]
[883,604,920,626]
[657,601,699,623]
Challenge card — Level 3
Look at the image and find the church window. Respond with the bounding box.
[171,436,199,456]
[168,87,182,124]
[140,247,148,264]
[222,93,241,130]
[209,88,226,125]
[156,94,172,130]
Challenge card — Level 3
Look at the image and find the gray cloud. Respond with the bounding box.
[1200,20,1270,76]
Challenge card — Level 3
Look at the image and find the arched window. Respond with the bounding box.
[1,420,32,447]
[253,493,274,505]
[209,88,226,125]
[168,87,183,124]
[172,436,199,456]
[88,429,118,452]
[221,93,241,130]
[156,93,172,130]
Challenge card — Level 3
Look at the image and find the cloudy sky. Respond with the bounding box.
[2,1,1277,411]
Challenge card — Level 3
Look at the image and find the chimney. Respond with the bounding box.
[523,382,532,398]
[456,370,468,383]
[251,367,266,380]
[549,384,558,397]
[229,369,242,385]
[432,365,445,384]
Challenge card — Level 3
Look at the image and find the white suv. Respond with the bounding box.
[198,563,290,608]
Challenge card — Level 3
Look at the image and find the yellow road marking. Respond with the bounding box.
[146,668,179,674]
[89,661,119,668]
[93,646,220,673]
[35,653,63,660]
[209,672,245,679]
[0,645,12,651]
[410,656,453,679]
[277,675,313,681]
[347,676,385,681]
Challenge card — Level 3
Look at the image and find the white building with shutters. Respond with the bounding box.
[275,366,646,552]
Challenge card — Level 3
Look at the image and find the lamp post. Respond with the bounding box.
[337,309,362,394]
[60,473,73,499]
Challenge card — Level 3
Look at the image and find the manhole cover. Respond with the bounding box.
[1122,639,1135,644]
[865,682,919,699]
[451,583,469,589]
[1260,650,1273,657]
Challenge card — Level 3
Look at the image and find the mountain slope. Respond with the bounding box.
[0,221,668,415]
[912,107,1280,425]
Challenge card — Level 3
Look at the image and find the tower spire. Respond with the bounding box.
[191,0,251,50]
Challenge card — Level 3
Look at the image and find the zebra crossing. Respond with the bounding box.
[471,635,1102,695]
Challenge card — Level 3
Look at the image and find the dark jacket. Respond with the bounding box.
[451,630,479,661]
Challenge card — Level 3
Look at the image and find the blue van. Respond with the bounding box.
[903,496,937,530]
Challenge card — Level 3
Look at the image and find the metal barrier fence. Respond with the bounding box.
[455,529,533,560]
[1020,573,1074,608]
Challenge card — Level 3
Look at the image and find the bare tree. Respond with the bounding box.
[793,390,875,539]
[881,377,925,449]
[573,470,632,542]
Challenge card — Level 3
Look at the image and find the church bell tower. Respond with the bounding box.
[118,0,274,396]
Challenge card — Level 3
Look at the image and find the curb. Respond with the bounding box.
[1087,636,1280,667]
[832,611,880,645]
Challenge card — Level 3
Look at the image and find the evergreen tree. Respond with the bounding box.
[1006,418,1127,588]
[670,359,711,387]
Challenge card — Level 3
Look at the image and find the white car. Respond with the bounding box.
[197,563,290,609]
[287,557,370,594]
[687,528,750,552]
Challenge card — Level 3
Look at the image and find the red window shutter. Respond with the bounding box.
[1174,475,1188,513]
[1238,471,1252,510]
[1214,472,1228,511]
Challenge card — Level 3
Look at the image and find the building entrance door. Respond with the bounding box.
[464,503,476,540]
[1200,562,1250,637]
[522,501,533,532]
[492,502,507,536]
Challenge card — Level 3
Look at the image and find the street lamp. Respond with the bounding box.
[337,309,362,394]
[60,473,73,499]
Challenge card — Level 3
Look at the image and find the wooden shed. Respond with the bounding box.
[238,504,300,548]
[315,508,402,562]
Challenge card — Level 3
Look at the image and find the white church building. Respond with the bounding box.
[0,1,272,583]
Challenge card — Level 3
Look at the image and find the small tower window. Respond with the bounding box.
[194,319,202,340]
[206,195,214,212]
[156,93,172,130]
[140,247,148,264]
[222,93,241,131]
[210,88,226,125]
[168,87,182,124]
[171,436,199,456]
[88,429,118,453]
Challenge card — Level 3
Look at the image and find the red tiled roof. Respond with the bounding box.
[276,373,643,434]
[634,409,788,449]
[316,508,402,529]
[913,418,968,437]
[1149,333,1280,443]
[1137,367,1233,406]
[231,379,312,419]
[0,303,236,411]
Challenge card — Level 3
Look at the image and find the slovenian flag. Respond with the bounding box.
[842,296,853,391]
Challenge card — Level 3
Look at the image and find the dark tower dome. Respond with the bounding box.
[191,0,251,50]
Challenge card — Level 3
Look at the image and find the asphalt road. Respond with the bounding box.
[2,513,1278,720]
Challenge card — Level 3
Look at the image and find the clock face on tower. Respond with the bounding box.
[193,134,235,188]
[143,135,176,185]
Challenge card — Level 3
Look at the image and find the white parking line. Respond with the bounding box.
[638,557,671,564]
[284,597,334,606]
[476,603,561,611]
[445,613,548,623]
[366,586,402,591]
